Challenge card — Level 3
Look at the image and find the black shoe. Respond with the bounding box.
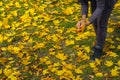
[90,47,103,61]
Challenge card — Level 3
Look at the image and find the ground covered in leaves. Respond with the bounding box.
[0,0,120,80]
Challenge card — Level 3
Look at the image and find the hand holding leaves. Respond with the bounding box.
[76,20,90,33]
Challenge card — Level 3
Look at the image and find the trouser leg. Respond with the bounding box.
[91,0,97,35]
[96,0,116,49]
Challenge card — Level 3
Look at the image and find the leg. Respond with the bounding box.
[91,0,116,60]
[96,0,116,49]
[90,0,97,35]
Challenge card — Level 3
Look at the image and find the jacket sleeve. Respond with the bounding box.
[78,0,88,16]
[89,0,105,23]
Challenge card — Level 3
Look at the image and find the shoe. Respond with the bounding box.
[90,47,103,61]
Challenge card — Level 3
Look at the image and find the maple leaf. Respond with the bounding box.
[65,39,75,46]
[63,7,74,15]
[105,60,113,67]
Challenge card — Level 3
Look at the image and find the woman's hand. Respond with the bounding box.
[85,21,91,27]
[76,20,91,33]
[76,20,86,32]
[76,20,85,29]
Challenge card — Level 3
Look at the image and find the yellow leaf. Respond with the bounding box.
[4,24,10,29]
[64,63,75,70]
[0,34,3,43]
[93,67,99,72]
[43,69,49,75]
[95,59,101,65]
[109,45,115,49]
[3,35,8,41]
[84,46,90,53]
[0,21,2,28]
[117,45,120,50]
[105,60,113,67]
[95,72,103,77]
[9,61,15,64]
[76,23,85,33]
[24,3,29,8]
[49,4,54,8]
[53,62,60,67]
[49,48,55,52]
[1,47,7,51]
[108,28,114,33]
[0,69,2,74]
[11,10,18,17]
[40,57,48,63]
[51,67,58,72]
[60,76,72,80]
[45,61,52,65]
[41,77,55,80]
[89,62,96,68]
[108,51,118,57]
[111,67,119,77]
[51,10,59,14]
[56,70,64,76]
[53,20,60,25]
[75,36,81,40]
[23,35,29,41]
[8,57,13,60]
[79,64,88,69]
[8,1,14,6]
[75,68,83,74]
[53,45,61,49]
[34,42,45,49]
[81,54,90,60]
[0,7,4,11]
[6,65,11,68]
[20,13,30,22]
[65,40,75,46]
[46,35,52,40]
[9,75,17,80]
[28,38,33,43]
[76,75,83,80]
[11,71,21,76]
[22,60,31,65]
[116,38,120,41]
[0,1,3,6]
[28,8,35,15]
[55,53,67,60]
[22,56,31,65]
[15,2,21,8]
[7,38,13,42]
[3,68,13,76]
[117,60,120,66]
[0,57,8,63]
[17,53,24,58]
[51,34,59,42]
[64,7,74,15]
[49,51,55,55]
[13,47,21,53]
[69,34,74,38]
[77,51,83,57]
[1,12,5,17]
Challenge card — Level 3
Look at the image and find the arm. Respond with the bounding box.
[78,0,88,18]
[76,0,88,29]
[89,0,105,23]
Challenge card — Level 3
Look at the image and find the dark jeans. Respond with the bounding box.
[90,0,117,49]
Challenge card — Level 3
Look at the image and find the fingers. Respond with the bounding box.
[76,20,86,33]
[76,21,82,29]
